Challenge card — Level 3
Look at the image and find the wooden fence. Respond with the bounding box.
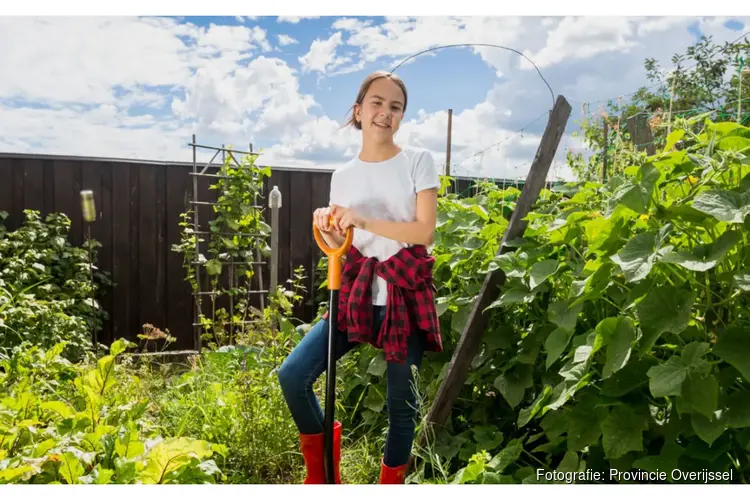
[0,151,548,351]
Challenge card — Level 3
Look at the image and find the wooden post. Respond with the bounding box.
[601,120,609,183]
[445,108,453,192]
[627,115,656,156]
[412,95,572,466]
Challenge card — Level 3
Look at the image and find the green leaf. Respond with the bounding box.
[545,327,573,369]
[690,411,726,446]
[367,352,387,377]
[363,385,385,413]
[680,373,719,420]
[632,441,684,475]
[138,437,213,484]
[59,452,85,484]
[566,402,607,452]
[473,426,504,452]
[206,259,222,276]
[635,284,696,353]
[596,316,636,379]
[733,271,750,292]
[493,364,532,409]
[528,259,559,289]
[601,406,648,459]
[610,225,671,282]
[647,356,688,398]
[548,299,584,332]
[661,230,741,272]
[712,326,750,382]
[663,129,686,153]
[691,189,750,223]
[488,439,523,472]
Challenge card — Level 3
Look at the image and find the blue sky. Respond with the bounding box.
[0,14,749,181]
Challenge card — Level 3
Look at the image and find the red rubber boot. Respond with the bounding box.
[378,459,407,484]
[299,421,342,484]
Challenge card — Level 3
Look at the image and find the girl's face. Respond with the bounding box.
[354,77,405,144]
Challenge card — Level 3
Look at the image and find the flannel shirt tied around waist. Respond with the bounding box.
[324,244,442,363]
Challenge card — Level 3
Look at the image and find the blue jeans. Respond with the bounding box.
[278,306,425,467]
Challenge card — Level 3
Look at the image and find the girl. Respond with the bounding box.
[277,70,442,484]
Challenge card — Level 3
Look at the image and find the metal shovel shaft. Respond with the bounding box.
[312,216,353,485]
[324,289,339,484]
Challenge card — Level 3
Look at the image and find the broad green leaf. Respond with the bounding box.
[472,426,504,452]
[206,259,222,276]
[488,439,523,472]
[528,259,559,289]
[691,189,750,223]
[733,271,750,292]
[0,465,39,483]
[724,390,750,429]
[548,299,584,332]
[566,402,607,452]
[39,401,74,419]
[635,284,696,353]
[601,358,657,397]
[139,438,213,484]
[663,129,686,153]
[601,406,648,459]
[363,385,385,413]
[610,225,671,282]
[691,411,726,446]
[712,326,750,382]
[110,338,132,357]
[716,136,750,152]
[59,452,85,484]
[632,441,684,475]
[367,352,387,377]
[596,316,635,379]
[517,385,552,427]
[661,230,741,272]
[545,327,573,369]
[679,373,719,420]
[647,356,687,398]
[493,364,532,409]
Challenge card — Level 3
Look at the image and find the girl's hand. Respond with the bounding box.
[330,204,367,232]
[313,206,337,233]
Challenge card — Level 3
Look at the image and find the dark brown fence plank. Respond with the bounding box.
[111,164,132,342]
[166,167,193,350]
[138,164,158,342]
[98,162,114,345]
[288,171,312,320]
[128,164,141,339]
[0,158,16,222]
[23,158,45,213]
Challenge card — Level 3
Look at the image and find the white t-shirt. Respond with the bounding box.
[329,147,440,305]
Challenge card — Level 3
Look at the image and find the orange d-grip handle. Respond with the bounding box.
[313,217,354,290]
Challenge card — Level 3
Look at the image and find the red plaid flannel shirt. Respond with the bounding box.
[324,244,442,363]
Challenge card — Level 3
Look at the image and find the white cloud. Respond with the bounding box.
[298,32,346,74]
[277,16,320,24]
[2,15,750,183]
[277,34,298,46]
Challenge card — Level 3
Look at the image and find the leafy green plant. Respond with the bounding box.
[172,151,272,349]
[0,210,110,360]
[410,117,750,484]
[0,340,225,484]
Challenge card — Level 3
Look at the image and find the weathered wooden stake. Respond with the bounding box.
[627,114,656,156]
[601,120,609,183]
[411,94,572,471]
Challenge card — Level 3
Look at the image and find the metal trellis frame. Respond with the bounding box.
[188,135,280,351]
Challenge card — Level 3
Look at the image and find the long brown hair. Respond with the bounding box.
[344,71,408,130]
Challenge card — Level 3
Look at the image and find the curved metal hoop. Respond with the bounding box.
[389,43,555,108]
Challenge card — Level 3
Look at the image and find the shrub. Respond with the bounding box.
[0,210,110,360]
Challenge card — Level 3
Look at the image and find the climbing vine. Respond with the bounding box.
[173,150,272,349]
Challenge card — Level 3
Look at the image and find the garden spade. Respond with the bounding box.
[312,217,353,484]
